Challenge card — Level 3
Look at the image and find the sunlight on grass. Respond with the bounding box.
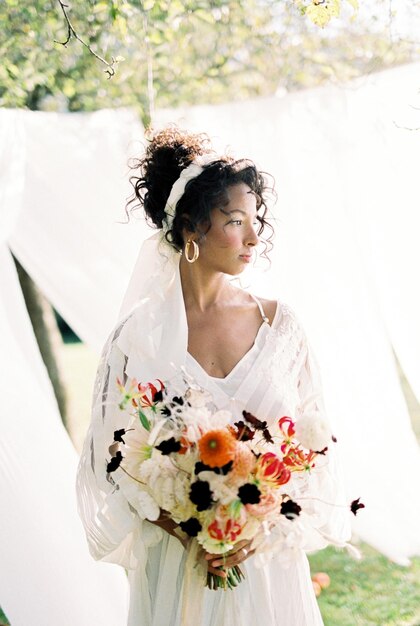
[309,545,420,626]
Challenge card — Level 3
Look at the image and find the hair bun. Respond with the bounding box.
[128,126,213,228]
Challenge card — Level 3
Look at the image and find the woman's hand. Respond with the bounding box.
[149,510,189,549]
[204,539,255,577]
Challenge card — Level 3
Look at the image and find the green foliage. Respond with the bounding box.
[0,605,8,626]
[0,1,419,124]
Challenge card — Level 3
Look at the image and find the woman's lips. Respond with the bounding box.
[239,254,252,263]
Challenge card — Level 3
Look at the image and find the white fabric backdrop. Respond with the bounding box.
[1,61,420,624]
[0,108,146,626]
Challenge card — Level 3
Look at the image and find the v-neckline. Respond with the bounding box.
[186,300,280,382]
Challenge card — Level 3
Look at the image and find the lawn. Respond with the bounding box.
[1,342,419,626]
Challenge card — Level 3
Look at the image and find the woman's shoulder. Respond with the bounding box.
[255,297,277,326]
[253,296,301,330]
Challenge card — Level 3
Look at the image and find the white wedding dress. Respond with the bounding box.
[77,267,350,626]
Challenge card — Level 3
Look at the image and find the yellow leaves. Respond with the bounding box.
[297,0,359,28]
[305,0,339,27]
[346,0,359,22]
[346,0,359,10]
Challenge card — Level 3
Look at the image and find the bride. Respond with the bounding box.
[77,127,350,625]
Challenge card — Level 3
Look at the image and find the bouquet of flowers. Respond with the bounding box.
[106,376,363,589]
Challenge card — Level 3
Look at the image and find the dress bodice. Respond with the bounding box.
[185,295,274,396]
[184,299,302,426]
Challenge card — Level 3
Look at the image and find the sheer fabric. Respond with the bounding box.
[0,108,130,626]
[77,258,350,625]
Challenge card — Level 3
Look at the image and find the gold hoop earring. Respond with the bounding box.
[184,239,199,263]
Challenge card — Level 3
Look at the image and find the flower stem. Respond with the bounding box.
[206,566,244,590]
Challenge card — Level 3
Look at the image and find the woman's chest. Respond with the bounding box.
[186,325,303,426]
[187,312,263,379]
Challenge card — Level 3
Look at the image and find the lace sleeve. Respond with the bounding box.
[76,322,142,569]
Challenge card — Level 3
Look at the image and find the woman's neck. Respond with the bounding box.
[179,257,237,313]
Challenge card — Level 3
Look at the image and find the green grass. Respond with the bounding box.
[309,546,420,626]
[2,342,420,625]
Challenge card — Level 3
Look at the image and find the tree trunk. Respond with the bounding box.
[13,254,69,427]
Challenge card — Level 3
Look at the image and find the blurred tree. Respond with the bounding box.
[13,255,69,427]
[1,0,419,124]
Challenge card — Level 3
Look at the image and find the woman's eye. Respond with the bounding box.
[229,219,243,226]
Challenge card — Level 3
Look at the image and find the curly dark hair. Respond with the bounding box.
[126,126,274,253]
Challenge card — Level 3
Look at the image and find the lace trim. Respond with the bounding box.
[260,303,304,408]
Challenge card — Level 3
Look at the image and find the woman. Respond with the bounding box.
[77,127,350,625]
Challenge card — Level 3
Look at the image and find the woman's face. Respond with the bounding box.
[194,182,260,276]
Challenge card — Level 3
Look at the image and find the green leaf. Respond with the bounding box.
[138,409,151,431]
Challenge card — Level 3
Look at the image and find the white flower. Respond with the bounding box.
[132,490,161,521]
[121,419,153,479]
[185,386,212,408]
[117,472,160,520]
[197,471,238,506]
[139,452,175,486]
[176,450,197,474]
[178,405,212,443]
[211,410,232,429]
[294,412,332,451]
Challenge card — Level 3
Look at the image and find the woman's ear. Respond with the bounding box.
[180,215,196,244]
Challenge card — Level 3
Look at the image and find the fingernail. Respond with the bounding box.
[212,560,221,567]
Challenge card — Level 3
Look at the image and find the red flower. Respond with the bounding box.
[208,519,243,542]
[278,416,295,439]
[257,452,291,486]
[137,379,165,407]
[283,447,317,472]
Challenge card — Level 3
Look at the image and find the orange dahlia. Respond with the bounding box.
[198,429,236,468]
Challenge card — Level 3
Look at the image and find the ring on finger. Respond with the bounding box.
[242,547,248,557]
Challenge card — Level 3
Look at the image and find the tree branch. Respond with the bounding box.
[54,0,117,78]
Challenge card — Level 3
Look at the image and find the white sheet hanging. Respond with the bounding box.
[1,108,140,626]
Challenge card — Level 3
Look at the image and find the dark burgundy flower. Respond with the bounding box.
[262,428,274,444]
[332,435,338,443]
[350,497,365,516]
[194,460,233,475]
[160,405,171,417]
[189,480,213,511]
[179,517,202,537]
[242,410,268,431]
[113,428,126,443]
[156,437,181,455]
[238,483,261,505]
[314,446,328,455]
[234,421,255,441]
[172,396,184,406]
[106,451,123,473]
[280,499,302,520]
[113,428,134,444]
[219,460,233,475]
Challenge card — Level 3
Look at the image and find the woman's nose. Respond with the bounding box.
[246,224,260,247]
